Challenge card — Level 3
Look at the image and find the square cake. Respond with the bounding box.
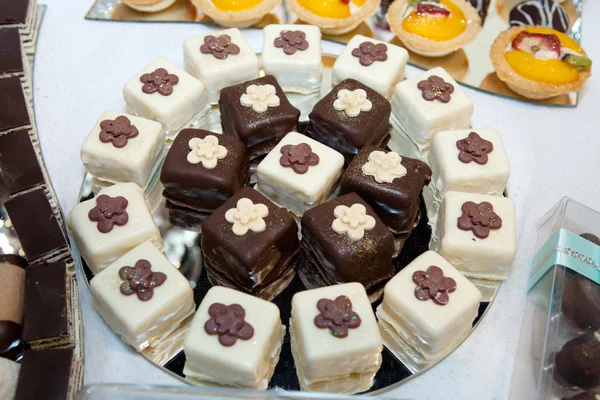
[377,250,482,369]
[300,192,395,302]
[332,35,408,99]
[183,286,284,389]
[90,241,195,352]
[67,182,163,275]
[123,57,209,139]
[183,28,260,104]
[160,128,249,214]
[290,283,382,394]
[304,79,391,162]
[262,25,322,95]
[220,75,300,160]
[389,67,474,160]
[80,111,165,191]
[340,146,432,235]
[256,132,344,217]
[432,191,517,280]
[201,186,299,301]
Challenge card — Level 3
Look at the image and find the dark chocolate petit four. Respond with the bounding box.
[509,0,570,33]
[305,79,391,163]
[340,146,432,235]
[300,192,395,302]
[220,75,300,160]
[201,186,299,301]
[555,333,600,390]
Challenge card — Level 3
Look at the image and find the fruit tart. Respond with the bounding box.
[287,0,381,35]
[387,0,481,57]
[490,26,592,100]
[191,0,281,28]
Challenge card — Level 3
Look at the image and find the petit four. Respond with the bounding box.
[340,146,432,235]
[184,29,260,104]
[0,28,30,92]
[67,182,163,275]
[509,0,570,33]
[287,0,380,35]
[183,286,284,389]
[160,128,249,217]
[431,191,516,280]
[122,0,176,12]
[262,25,323,95]
[191,0,281,28]
[0,0,41,55]
[90,241,195,352]
[555,333,600,390]
[305,79,392,163]
[490,27,592,100]
[201,186,299,300]
[332,35,409,99]
[81,111,165,192]
[290,283,383,394]
[220,75,300,160]
[377,251,481,369]
[256,132,345,217]
[0,255,26,360]
[389,67,474,161]
[0,128,44,195]
[387,0,481,57]
[0,357,20,399]
[123,57,209,139]
[300,192,395,302]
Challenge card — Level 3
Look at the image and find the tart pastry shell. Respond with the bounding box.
[287,0,381,35]
[191,0,281,28]
[122,0,177,12]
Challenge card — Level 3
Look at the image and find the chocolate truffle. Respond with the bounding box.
[562,269,600,333]
[201,186,299,301]
[555,333,600,390]
[160,129,249,215]
[220,75,300,160]
[300,192,395,302]
[305,79,391,163]
[0,129,44,195]
[510,0,570,34]
[340,146,432,235]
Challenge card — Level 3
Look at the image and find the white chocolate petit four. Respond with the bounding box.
[90,241,195,352]
[67,182,163,275]
[377,250,481,370]
[256,132,344,216]
[432,191,517,280]
[332,35,409,100]
[183,28,260,104]
[290,283,383,394]
[389,67,474,161]
[183,286,284,389]
[123,57,209,140]
[80,111,165,192]
[262,25,323,95]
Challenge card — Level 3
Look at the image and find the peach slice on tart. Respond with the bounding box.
[287,0,381,35]
[191,0,281,28]
[387,0,481,57]
[490,26,592,100]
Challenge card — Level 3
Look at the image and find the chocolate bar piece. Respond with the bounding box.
[0,0,30,25]
[4,188,68,262]
[23,262,73,349]
[0,129,44,195]
[0,254,27,360]
[0,28,25,77]
[0,77,30,133]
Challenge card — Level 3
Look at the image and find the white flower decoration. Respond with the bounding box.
[331,203,376,241]
[225,198,269,236]
[362,150,407,183]
[187,135,228,169]
[240,84,280,113]
[333,88,372,118]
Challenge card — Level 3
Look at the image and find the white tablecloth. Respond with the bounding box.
[34,1,600,398]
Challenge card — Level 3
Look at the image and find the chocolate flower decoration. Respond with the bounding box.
[204,303,254,346]
[314,296,361,338]
[200,35,240,60]
[351,41,388,66]
[457,201,503,239]
[99,116,139,148]
[88,194,129,233]
[274,30,309,55]
[456,132,494,165]
[140,68,179,96]
[412,266,457,305]
[119,259,167,301]
[417,75,454,103]
[279,143,320,174]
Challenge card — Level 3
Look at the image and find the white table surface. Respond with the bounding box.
[34,1,600,399]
